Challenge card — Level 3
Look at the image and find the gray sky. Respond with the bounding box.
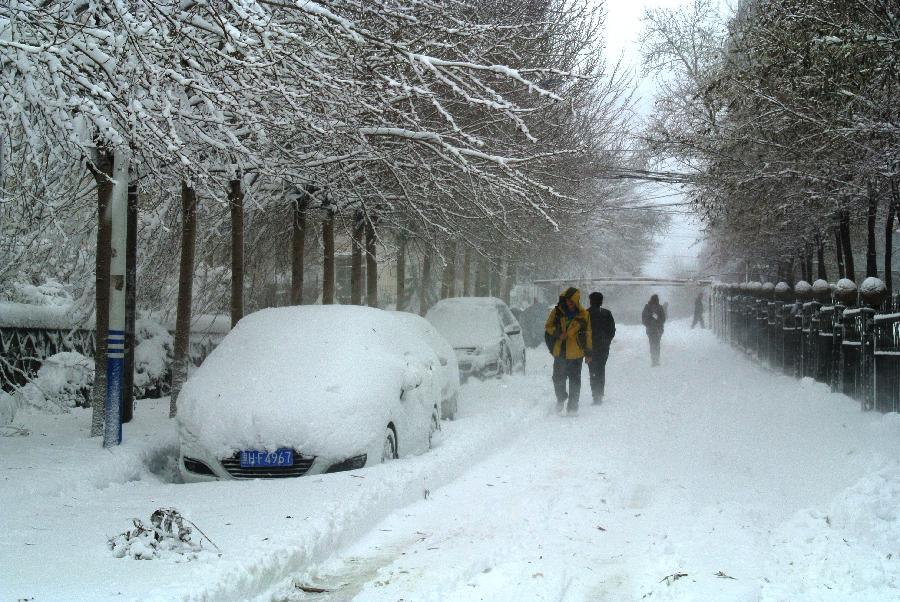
[603,0,705,279]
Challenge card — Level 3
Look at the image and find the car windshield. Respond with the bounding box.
[426,303,502,348]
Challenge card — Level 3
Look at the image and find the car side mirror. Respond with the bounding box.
[505,325,521,335]
[402,356,425,392]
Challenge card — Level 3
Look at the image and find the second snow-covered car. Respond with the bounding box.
[425,297,526,380]
[392,311,460,419]
[178,306,447,481]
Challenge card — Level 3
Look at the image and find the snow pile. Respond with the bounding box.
[861,277,887,295]
[1,352,94,424]
[109,508,219,561]
[9,278,72,307]
[794,280,812,296]
[425,297,504,348]
[764,463,900,600]
[134,316,174,398]
[177,306,442,460]
[836,278,857,293]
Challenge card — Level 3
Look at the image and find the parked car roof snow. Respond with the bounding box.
[177,305,442,462]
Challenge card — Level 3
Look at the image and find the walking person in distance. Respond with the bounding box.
[586,291,615,404]
[691,292,705,329]
[641,294,666,367]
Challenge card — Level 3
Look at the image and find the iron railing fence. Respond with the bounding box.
[712,284,900,413]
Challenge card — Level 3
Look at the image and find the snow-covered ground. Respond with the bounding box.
[4,321,900,601]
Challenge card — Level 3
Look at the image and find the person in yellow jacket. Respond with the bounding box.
[545,287,592,416]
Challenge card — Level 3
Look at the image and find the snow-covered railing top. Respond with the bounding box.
[0,303,230,335]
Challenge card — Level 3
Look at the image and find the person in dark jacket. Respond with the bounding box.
[691,292,705,329]
[545,287,592,416]
[520,298,549,348]
[586,291,615,403]
[641,294,666,366]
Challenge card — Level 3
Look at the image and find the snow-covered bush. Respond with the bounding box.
[109,508,218,561]
[1,351,94,424]
[134,317,174,399]
[9,279,73,308]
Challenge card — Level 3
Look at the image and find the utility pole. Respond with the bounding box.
[104,148,129,447]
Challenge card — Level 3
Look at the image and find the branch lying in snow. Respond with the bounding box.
[659,572,688,585]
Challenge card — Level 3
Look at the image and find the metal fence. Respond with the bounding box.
[711,282,900,413]
[1,322,225,401]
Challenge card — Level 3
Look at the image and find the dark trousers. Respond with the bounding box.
[553,356,583,409]
[648,332,662,366]
[588,346,610,401]
[692,313,705,329]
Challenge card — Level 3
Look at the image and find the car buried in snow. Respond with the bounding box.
[177,306,454,482]
[425,297,526,381]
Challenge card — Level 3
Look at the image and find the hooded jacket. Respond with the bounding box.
[545,287,593,359]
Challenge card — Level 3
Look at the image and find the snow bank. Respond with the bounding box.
[764,463,900,601]
[1,351,94,424]
[177,306,442,459]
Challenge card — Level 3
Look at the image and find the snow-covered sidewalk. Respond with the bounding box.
[4,321,900,601]
[265,322,900,602]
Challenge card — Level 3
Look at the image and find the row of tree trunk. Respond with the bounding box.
[775,178,900,297]
[91,175,518,428]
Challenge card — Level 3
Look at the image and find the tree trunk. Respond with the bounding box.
[229,175,244,327]
[815,231,827,281]
[170,182,197,417]
[322,210,335,304]
[834,224,846,279]
[804,246,813,284]
[420,252,432,316]
[463,248,472,296]
[502,260,513,305]
[840,209,855,281]
[122,180,137,423]
[867,180,879,278]
[396,234,407,311]
[448,243,458,298]
[888,177,900,297]
[365,216,378,308]
[290,189,309,305]
[475,258,489,296]
[440,243,455,300]
[351,210,364,305]
[89,148,113,437]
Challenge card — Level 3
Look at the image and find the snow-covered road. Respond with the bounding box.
[4,321,900,601]
[266,323,900,602]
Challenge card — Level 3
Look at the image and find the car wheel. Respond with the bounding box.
[498,346,512,377]
[428,407,441,449]
[382,426,398,462]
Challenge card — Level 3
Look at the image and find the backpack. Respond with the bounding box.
[544,309,559,352]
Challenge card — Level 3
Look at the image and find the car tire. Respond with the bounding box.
[382,426,398,462]
[498,346,512,377]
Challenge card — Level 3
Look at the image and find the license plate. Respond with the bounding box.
[240,448,293,468]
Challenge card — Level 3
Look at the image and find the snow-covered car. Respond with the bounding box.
[425,297,526,380]
[177,306,444,481]
[392,311,460,420]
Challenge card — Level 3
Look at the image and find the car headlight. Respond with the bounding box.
[325,454,367,473]
[182,456,216,476]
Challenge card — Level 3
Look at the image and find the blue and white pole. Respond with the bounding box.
[103,148,129,448]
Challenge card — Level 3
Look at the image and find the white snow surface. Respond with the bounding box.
[861,276,886,294]
[837,278,858,292]
[2,322,900,601]
[812,279,830,294]
[425,297,505,348]
[177,306,444,460]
